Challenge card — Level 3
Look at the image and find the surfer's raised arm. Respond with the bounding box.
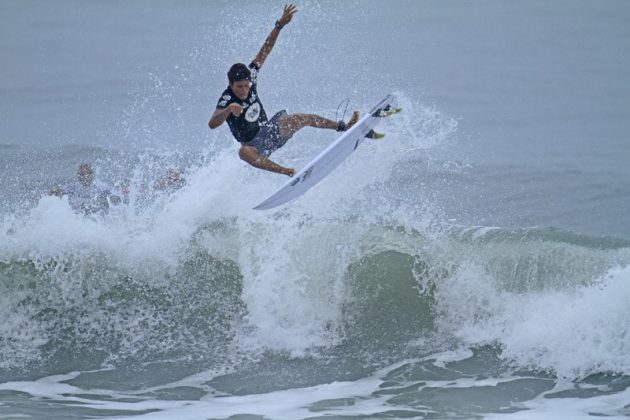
[252,4,297,69]
[208,3,362,179]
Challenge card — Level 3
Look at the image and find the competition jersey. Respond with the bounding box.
[216,62,268,143]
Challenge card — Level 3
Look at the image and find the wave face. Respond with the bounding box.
[2,183,629,383]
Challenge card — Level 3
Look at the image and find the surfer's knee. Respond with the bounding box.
[277,114,304,137]
[239,145,260,164]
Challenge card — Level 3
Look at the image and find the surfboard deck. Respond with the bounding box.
[253,94,398,210]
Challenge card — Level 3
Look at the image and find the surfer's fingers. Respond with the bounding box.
[283,4,297,19]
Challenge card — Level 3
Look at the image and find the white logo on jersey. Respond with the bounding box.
[218,100,227,107]
[245,102,261,122]
[222,94,231,100]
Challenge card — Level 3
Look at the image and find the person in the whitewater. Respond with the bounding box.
[208,4,359,177]
[49,163,122,215]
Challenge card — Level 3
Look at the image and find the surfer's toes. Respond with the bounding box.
[346,111,360,130]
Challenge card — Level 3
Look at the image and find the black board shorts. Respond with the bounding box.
[242,110,293,157]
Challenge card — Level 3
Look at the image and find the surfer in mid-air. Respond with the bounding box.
[208,4,360,177]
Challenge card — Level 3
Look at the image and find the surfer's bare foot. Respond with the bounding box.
[346,111,360,130]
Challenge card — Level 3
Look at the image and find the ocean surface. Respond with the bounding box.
[1,1,630,419]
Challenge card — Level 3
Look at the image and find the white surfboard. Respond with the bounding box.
[254,94,396,210]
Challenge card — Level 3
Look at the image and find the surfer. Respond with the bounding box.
[208,4,360,177]
[49,163,122,214]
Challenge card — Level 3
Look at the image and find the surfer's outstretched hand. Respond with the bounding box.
[278,4,297,27]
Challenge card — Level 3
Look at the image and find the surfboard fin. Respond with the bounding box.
[366,130,385,139]
[376,106,402,118]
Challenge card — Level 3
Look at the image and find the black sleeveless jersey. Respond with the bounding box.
[215,62,268,143]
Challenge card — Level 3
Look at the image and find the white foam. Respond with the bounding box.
[484,383,630,419]
[437,263,630,379]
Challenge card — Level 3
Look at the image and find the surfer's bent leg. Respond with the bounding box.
[239,145,294,177]
[278,112,359,138]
